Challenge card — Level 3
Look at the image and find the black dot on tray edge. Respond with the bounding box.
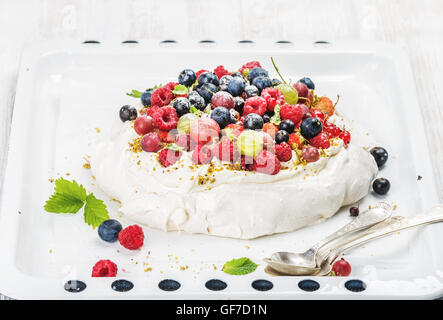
[205,279,228,291]
[298,279,320,292]
[158,279,181,291]
[64,280,87,293]
[111,279,134,292]
[344,279,367,292]
[251,279,274,291]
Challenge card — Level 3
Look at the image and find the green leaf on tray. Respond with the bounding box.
[44,177,109,228]
[84,193,110,228]
[222,257,258,275]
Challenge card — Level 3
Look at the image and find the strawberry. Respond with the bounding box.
[262,123,279,139]
[288,132,304,150]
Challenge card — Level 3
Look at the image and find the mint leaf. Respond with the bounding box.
[172,84,188,96]
[84,193,110,228]
[44,192,85,213]
[54,178,87,202]
[164,143,184,152]
[44,178,109,228]
[270,104,281,125]
[126,89,143,98]
[222,257,258,275]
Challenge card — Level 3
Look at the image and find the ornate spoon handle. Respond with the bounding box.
[316,205,443,276]
[310,202,392,252]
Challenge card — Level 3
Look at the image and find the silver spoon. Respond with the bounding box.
[315,205,443,276]
[264,202,392,275]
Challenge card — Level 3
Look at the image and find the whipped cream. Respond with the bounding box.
[90,114,378,239]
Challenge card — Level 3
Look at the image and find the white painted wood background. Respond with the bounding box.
[0,0,442,299]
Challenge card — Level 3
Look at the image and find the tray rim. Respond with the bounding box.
[0,39,441,300]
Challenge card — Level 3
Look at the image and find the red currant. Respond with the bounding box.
[331,258,351,276]
[324,124,341,137]
[339,130,351,145]
[311,110,325,122]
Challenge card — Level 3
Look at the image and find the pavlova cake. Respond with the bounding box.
[90,60,378,239]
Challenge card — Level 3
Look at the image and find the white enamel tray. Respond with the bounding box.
[0,39,441,299]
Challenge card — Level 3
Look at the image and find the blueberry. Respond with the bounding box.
[98,219,123,242]
[140,90,153,107]
[271,78,282,87]
[227,77,246,97]
[251,76,272,93]
[244,85,259,98]
[279,119,295,133]
[275,130,289,144]
[248,67,269,82]
[219,75,233,86]
[210,106,231,129]
[244,113,264,130]
[178,69,196,87]
[370,147,388,168]
[373,178,390,195]
[231,72,243,78]
[197,83,217,102]
[172,97,191,116]
[263,114,271,123]
[119,105,137,122]
[234,97,244,114]
[188,91,206,110]
[299,77,315,90]
[198,72,219,87]
[300,117,322,139]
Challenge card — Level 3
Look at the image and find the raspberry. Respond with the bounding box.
[309,132,331,149]
[288,132,304,150]
[280,103,303,125]
[158,129,176,143]
[239,61,262,74]
[158,148,182,167]
[146,106,161,118]
[262,123,279,139]
[91,259,118,277]
[175,134,191,151]
[118,225,144,250]
[254,150,281,175]
[151,87,174,107]
[192,144,213,164]
[214,65,230,79]
[196,69,209,79]
[243,96,267,116]
[163,82,178,91]
[152,107,179,131]
[213,136,237,162]
[275,142,293,162]
[261,88,285,112]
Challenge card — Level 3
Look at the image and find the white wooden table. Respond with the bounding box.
[0,0,442,300]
